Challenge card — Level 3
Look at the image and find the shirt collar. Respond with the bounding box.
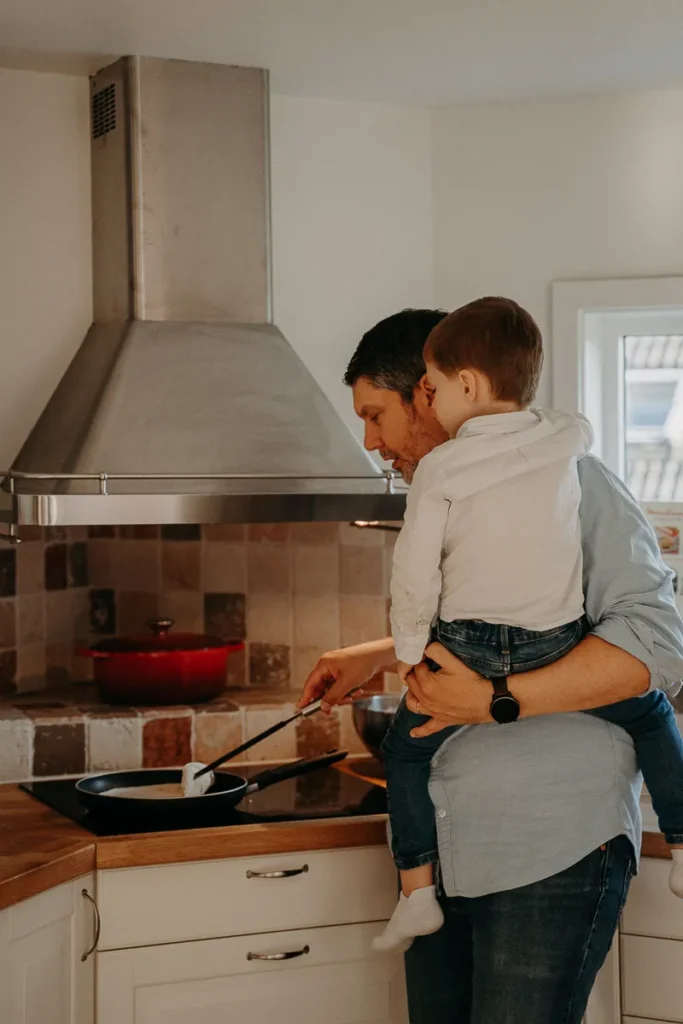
[455,409,539,440]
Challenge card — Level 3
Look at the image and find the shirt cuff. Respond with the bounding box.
[394,637,429,665]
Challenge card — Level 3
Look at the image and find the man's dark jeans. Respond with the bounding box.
[404,835,635,1024]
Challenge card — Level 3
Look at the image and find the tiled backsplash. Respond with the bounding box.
[0,522,395,695]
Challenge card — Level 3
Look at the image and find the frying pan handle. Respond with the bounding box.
[246,750,348,792]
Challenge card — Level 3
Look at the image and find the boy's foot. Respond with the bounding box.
[670,849,683,898]
[372,885,444,953]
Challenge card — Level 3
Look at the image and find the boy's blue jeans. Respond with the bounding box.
[383,616,683,871]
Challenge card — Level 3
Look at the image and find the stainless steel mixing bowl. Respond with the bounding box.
[351,693,401,760]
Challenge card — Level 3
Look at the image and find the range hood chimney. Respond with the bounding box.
[2,57,404,528]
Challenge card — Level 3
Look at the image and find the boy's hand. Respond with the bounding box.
[397,660,414,686]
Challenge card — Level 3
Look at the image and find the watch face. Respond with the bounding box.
[491,694,520,724]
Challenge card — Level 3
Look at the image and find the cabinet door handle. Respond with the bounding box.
[247,945,310,962]
[81,889,101,962]
[246,864,309,879]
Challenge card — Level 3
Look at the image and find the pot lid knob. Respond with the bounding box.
[148,618,174,637]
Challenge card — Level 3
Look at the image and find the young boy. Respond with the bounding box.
[374,296,683,954]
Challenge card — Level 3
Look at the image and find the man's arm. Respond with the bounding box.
[406,455,683,732]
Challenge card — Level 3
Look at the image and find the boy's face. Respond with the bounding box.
[352,376,447,483]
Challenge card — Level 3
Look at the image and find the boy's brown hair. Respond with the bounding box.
[423,296,543,407]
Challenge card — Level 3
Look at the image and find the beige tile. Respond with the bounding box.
[340,545,384,596]
[16,542,45,594]
[16,644,46,692]
[16,594,45,646]
[45,590,73,644]
[0,599,16,648]
[227,645,247,688]
[117,540,161,591]
[338,522,384,547]
[88,715,142,771]
[293,544,339,597]
[0,716,32,782]
[244,706,296,760]
[246,593,293,646]
[71,589,91,641]
[162,542,201,591]
[88,540,119,588]
[159,591,203,632]
[46,644,73,688]
[202,542,247,593]
[194,711,243,763]
[289,523,338,544]
[291,645,329,690]
[340,596,388,647]
[293,595,340,650]
[203,524,246,541]
[248,542,291,595]
[248,524,290,543]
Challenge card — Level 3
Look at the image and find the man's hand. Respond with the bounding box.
[297,637,396,710]
[405,642,492,736]
[397,660,414,686]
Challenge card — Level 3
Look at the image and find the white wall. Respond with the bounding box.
[432,90,683,403]
[270,95,434,440]
[0,69,91,466]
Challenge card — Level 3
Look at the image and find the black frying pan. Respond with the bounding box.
[75,750,348,826]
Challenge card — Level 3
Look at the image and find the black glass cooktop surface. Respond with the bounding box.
[20,765,387,836]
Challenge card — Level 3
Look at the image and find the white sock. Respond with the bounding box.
[670,849,683,898]
[372,885,444,954]
[182,762,214,798]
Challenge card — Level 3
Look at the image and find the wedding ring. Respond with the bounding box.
[416,701,421,715]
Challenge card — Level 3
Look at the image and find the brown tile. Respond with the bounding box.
[17,526,44,543]
[194,711,243,763]
[116,541,160,590]
[0,650,17,694]
[162,542,200,591]
[16,594,44,646]
[0,549,17,597]
[88,540,119,588]
[246,593,292,646]
[44,526,68,543]
[45,544,68,591]
[226,645,247,688]
[159,591,203,632]
[248,542,291,594]
[118,591,159,635]
[340,545,384,596]
[68,542,88,587]
[293,544,339,597]
[249,642,290,687]
[293,595,340,650]
[67,526,89,542]
[45,591,73,644]
[201,542,247,593]
[16,644,46,693]
[33,722,85,776]
[119,525,159,540]
[248,524,290,543]
[296,709,340,758]
[16,542,45,594]
[204,593,246,640]
[203,524,246,541]
[142,715,192,767]
[289,522,338,544]
[340,596,388,647]
[0,599,16,648]
[161,525,201,541]
[88,526,117,539]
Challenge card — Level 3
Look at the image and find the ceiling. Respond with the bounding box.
[2,0,683,105]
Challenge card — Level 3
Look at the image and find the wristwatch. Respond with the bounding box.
[489,676,521,724]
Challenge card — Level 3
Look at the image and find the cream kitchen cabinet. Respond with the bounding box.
[0,875,96,1024]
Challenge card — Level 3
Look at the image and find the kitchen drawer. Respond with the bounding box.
[623,1019,673,1023]
[622,859,683,940]
[98,846,397,949]
[621,934,683,1022]
[97,920,408,1024]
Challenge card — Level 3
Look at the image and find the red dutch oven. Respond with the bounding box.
[81,619,244,705]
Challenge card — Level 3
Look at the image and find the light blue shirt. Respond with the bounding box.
[429,455,683,898]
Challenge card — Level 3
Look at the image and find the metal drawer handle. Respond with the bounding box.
[247,945,310,962]
[81,889,101,962]
[246,864,309,879]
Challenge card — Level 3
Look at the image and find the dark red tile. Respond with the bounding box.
[0,650,17,694]
[68,543,88,588]
[204,593,245,640]
[0,550,16,598]
[249,643,290,687]
[88,526,117,538]
[119,525,160,540]
[89,589,117,634]
[161,525,201,541]
[45,544,68,591]
[33,722,85,776]
[142,716,192,767]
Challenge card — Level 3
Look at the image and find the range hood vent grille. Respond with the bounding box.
[91,83,116,140]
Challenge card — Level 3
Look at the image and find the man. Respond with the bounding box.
[300,309,683,1023]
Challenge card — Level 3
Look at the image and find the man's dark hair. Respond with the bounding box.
[344,309,448,402]
[424,296,543,407]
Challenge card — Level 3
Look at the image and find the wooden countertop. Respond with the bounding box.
[0,774,670,912]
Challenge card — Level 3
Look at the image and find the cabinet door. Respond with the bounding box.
[0,875,95,1024]
[97,921,408,1024]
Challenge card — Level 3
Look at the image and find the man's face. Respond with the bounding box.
[352,376,448,483]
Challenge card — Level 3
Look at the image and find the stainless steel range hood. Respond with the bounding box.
[2,57,404,527]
